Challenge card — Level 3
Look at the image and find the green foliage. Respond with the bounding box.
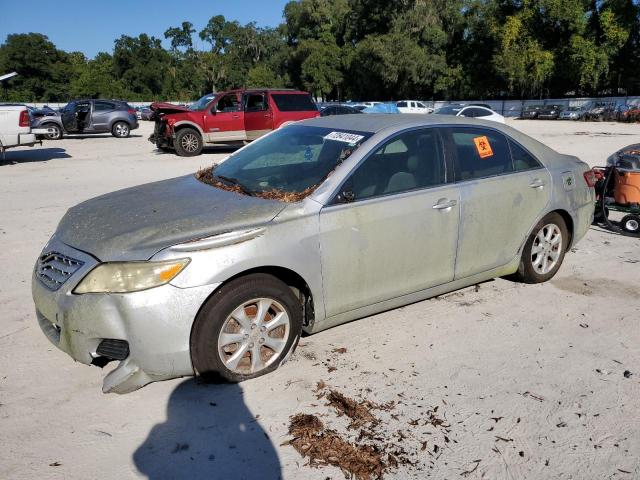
[2,1,640,102]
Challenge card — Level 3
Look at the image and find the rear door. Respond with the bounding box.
[91,100,117,132]
[443,126,551,279]
[319,127,460,317]
[244,92,273,140]
[204,92,245,142]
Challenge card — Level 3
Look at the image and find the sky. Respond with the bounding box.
[0,0,291,58]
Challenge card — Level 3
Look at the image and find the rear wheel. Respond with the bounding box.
[174,128,203,157]
[111,121,130,138]
[512,213,568,284]
[42,123,62,140]
[621,214,640,234]
[191,274,302,382]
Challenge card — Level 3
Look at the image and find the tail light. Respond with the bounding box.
[19,109,30,127]
[128,108,136,115]
[583,169,597,188]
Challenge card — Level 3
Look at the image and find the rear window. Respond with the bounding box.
[448,127,513,181]
[271,93,317,112]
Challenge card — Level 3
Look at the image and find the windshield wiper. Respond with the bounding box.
[214,174,254,196]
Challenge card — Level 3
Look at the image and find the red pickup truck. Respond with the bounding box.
[150,89,319,156]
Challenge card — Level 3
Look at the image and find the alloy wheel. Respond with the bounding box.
[115,123,129,137]
[217,298,290,375]
[531,223,563,275]
[180,133,199,153]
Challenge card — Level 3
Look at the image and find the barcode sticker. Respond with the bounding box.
[324,131,365,144]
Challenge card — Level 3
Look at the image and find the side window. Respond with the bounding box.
[245,93,267,112]
[416,102,426,108]
[397,101,408,108]
[449,128,513,181]
[94,101,115,111]
[474,108,492,117]
[271,93,317,112]
[345,129,445,200]
[215,94,241,113]
[458,107,473,118]
[509,139,542,170]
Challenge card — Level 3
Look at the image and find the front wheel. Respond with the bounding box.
[191,274,303,382]
[111,121,130,138]
[512,213,569,284]
[174,128,203,157]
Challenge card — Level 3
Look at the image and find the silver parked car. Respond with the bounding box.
[32,115,595,393]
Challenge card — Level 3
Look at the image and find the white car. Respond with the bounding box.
[435,104,505,123]
[396,100,433,114]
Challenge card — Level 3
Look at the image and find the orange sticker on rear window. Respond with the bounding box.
[473,136,494,158]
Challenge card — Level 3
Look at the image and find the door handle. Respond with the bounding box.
[432,199,457,210]
[529,179,545,189]
[232,114,240,119]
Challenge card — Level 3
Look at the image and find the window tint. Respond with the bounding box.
[416,102,426,108]
[94,101,116,111]
[397,101,408,108]
[346,129,444,200]
[509,140,541,170]
[271,93,317,112]
[245,93,267,112]
[449,128,512,181]
[215,94,241,113]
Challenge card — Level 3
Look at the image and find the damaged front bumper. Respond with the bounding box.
[149,120,172,149]
[31,238,219,394]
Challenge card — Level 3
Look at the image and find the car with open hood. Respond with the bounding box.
[149,89,319,156]
[32,114,595,393]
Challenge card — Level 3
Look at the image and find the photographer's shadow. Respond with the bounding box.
[133,379,281,480]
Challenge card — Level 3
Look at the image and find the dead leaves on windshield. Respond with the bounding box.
[196,167,317,202]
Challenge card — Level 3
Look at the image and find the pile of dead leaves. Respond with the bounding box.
[286,386,427,479]
[288,414,387,480]
[196,167,316,203]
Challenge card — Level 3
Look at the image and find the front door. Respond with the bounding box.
[319,128,460,317]
[443,127,552,279]
[61,102,78,132]
[204,92,245,142]
[244,92,273,141]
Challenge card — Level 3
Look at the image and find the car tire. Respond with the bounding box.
[42,123,63,140]
[620,214,640,234]
[512,212,569,284]
[174,128,203,157]
[191,273,303,383]
[111,121,130,138]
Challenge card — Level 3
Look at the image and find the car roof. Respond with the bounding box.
[298,113,504,134]
[224,88,309,95]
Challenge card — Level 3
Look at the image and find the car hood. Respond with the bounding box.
[150,102,192,115]
[56,175,287,261]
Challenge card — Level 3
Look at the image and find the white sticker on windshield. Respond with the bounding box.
[324,131,365,145]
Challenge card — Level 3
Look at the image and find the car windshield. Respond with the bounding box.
[435,105,462,115]
[189,94,215,111]
[197,125,372,202]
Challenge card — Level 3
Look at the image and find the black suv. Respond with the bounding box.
[33,99,139,140]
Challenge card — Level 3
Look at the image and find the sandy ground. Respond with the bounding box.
[0,120,639,480]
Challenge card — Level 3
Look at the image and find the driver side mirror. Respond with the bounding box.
[334,189,355,204]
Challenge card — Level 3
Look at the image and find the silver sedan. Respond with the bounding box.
[32,115,595,393]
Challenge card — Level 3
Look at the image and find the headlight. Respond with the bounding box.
[73,258,190,294]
